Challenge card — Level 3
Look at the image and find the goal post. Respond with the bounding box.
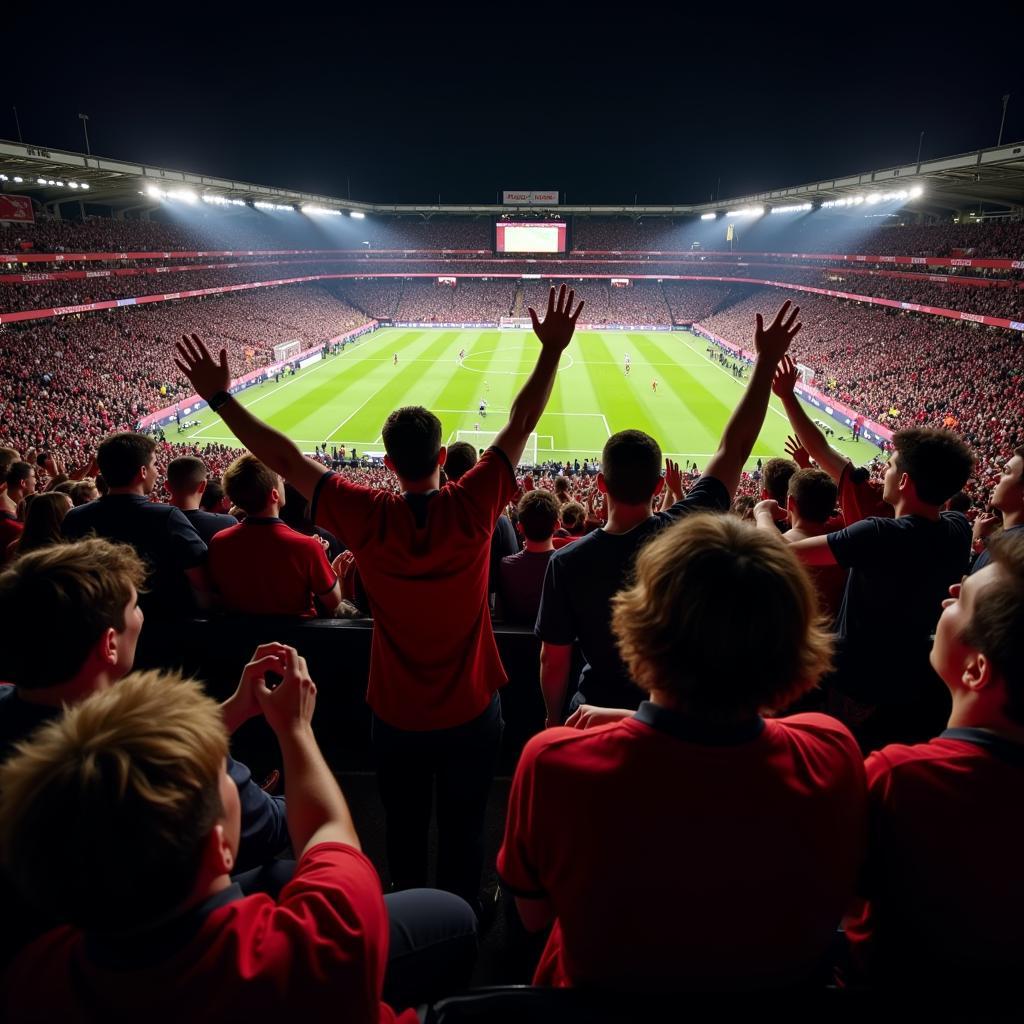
[455,430,538,467]
[273,339,302,362]
[499,316,533,330]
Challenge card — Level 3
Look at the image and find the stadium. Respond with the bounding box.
[2,28,1024,1020]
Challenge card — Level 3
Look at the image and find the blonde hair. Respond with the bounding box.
[0,670,228,932]
[612,514,833,715]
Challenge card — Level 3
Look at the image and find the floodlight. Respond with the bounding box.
[350,210,366,219]
[0,174,6,181]
[80,183,89,190]
[146,185,162,198]
[68,181,79,188]
[700,212,717,221]
[909,186,923,198]
[13,176,22,183]
[37,178,47,185]
[55,181,65,187]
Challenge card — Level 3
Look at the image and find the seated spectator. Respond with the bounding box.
[165,456,238,544]
[9,492,72,559]
[759,428,975,749]
[537,301,802,724]
[970,444,1023,574]
[61,433,208,618]
[0,661,467,1022]
[498,490,561,625]
[279,482,345,562]
[207,454,342,618]
[845,529,1024,993]
[498,515,866,990]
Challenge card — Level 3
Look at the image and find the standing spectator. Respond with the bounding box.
[537,302,802,724]
[199,477,231,514]
[165,456,237,544]
[499,515,866,990]
[0,449,25,562]
[208,455,342,618]
[61,433,208,618]
[760,456,799,533]
[9,492,72,560]
[174,284,584,912]
[5,462,37,506]
[498,490,561,625]
[970,444,1023,575]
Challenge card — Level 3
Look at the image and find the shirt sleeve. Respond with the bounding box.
[496,736,549,898]
[661,474,731,522]
[827,516,889,569]
[535,550,576,644]
[167,507,207,568]
[310,471,375,551]
[228,755,290,874]
[451,447,518,535]
[305,536,339,595]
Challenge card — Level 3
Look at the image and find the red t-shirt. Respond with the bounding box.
[845,730,1024,989]
[311,448,517,730]
[3,843,417,1024]
[0,512,23,566]
[208,517,337,618]
[498,706,867,990]
[837,461,892,526]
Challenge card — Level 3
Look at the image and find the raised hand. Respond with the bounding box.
[784,434,811,468]
[772,354,801,399]
[972,511,999,544]
[755,302,802,365]
[664,458,683,501]
[174,333,231,401]
[528,284,584,354]
[753,498,788,522]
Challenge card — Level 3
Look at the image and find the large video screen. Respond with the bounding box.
[496,222,567,253]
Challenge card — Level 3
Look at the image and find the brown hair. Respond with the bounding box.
[517,489,561,541]
[560,501,586,534]
[0,670,227,932]
[762,458,799,505]
[166,456,209,494]
[788,469,838,525]
[0,539,146,689]
[14,492,73,556]
[612,515,833,715]
[891,429,975,506]
[443,442,477,482]
[223,454,279,514]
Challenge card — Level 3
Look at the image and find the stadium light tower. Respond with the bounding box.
[78,113,91,156]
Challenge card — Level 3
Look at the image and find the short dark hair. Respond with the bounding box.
[96,433,157,488]
[166,456,208,494]
[199,478,225,511]
[517,489,560,541]
[601,430,662,504]
[560,501,585,533]
[554,475,571,496]
[891,429,974,506]
[7,462,34,490]
[381,406,442,482]
[963,529,1024,724]
[762,458,799,505]
[444,441,478,482]
[222,454,279,515]
[0,447,20,484]
[788,469,838,524]
[0,539,146,689]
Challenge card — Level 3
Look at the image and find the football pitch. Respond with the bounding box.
[179,327,874,469]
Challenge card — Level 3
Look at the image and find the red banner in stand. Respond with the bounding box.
[0,248,490,264]
[0,195,34,223]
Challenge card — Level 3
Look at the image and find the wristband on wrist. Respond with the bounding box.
[209,390,233,412]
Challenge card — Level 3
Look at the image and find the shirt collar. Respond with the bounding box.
[940,727,1024,766]
[242,516,281,525]
[634,701,765,745]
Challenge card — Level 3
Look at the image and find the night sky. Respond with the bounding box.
[7,11,1024,206]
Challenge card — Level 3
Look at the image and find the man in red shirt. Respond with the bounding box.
[174,284,584,912]
[208,454,342,618]
[845,529,1024,994]
[498,514,867,990]
[0,655,421,1023]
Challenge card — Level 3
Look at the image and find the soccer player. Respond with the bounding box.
[650,378,658,393]
[624,354,631,376]
[458,348,466,363]
[393,353,399,367]
[479,399,487,419]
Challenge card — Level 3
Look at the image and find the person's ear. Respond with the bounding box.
[962,651,994,694]
[786,495,797,517]
[383,455,395,474]
[596,473,608,495]
[437,446,447,468]
[197,479,207,495]
[652,476,665,496]
[203,823,234,877]
[98,626,118,667]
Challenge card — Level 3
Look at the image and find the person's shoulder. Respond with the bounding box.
[520,720,632,772]
[768,712,863,761]
[939,510,971,534]
[549,527,603,564]
[867,736,986,776]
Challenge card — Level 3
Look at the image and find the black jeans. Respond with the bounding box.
[372,693,503,914]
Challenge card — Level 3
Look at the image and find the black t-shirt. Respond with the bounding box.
[489,513,520,594]
[62,495,207,618]
[827,511,972,703]
[182,508,238,546]
[536,476,731,710]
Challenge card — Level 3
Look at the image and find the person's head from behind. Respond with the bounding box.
[69,478,99,506]
[97,433,158,494]
[444,441,477,483]
[381,406,445,483]
[0,671,239,934]
[518,489,561,543]
[787,469,838,526]
[991,445,1024,519]
[884,429,974,509]
[222,454,283,517]
[560,501,585,534]
[945,491,972,514]
[15,491,73,555]
[599,430,664,507]
[930,530,1024,725]
[554,476,571,500]
[200,477,228,513]
[166,456,209,504]
[761,457,798,505]
[0,447,20,487]
[0,538,146,694]
[612,515,832,718]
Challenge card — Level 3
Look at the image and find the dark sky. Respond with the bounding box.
[7,10,1024,205]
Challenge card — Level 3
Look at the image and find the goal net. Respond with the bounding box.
[455,430,538,467]
[499,316,533,330]
[273,339,302,362]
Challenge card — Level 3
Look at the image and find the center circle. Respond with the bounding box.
[460,348,574,375]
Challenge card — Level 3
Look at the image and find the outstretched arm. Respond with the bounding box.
[772,355,849,482]
[493,285,583,468]
[174,334,327,499]
[702,302,802,497]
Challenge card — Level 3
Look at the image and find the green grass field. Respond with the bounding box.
[179,327,875,469]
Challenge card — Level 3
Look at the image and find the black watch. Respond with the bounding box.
[209,390,233,412]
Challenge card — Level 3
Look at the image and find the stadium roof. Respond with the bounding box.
[2,136,1023,218]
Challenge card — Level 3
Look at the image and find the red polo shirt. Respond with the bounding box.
[3,843,417,1023]
[845,729,1024,990]
[208,517,337,617]
[837,461,892,526]
[498,705,867,990]
[311,447,517,730]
